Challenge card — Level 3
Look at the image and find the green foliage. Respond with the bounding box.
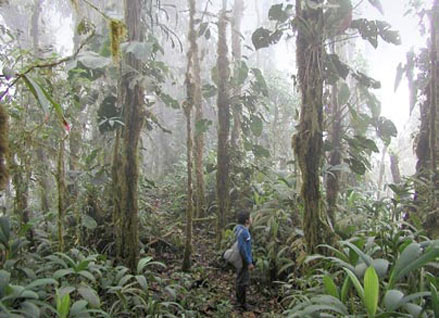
[283,217,439,317]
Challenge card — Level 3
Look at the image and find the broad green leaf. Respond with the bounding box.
[251,27,283,50]
[20,301,40,317]
[22,75,69,130]
[82,215,97,230]
[389,242,421,286]
[364,266,379,318]
[70,300,88,316]
[25,278,58,290]
[135,275,147,290]
[54,269,74,279]
[313,295,348,315]
[354,262,367,278]
[302,304,347,316]
[0,270,10,298]
[78,271,96,282]
[78,286,100,308]
[56,292,70,318]
[403,303,422,318]
[391,242,439,288]
[323,275,339,298]
[22,75,50,114]
[268,4,293,23]
[377,117,397,145]
[344,268,364,301]
[58,286,75,298]
[75,260,90,272]
[384,289,404,311]
[137,256,153,274]
[430,283,439,318]
[372,258,389,278]
[340,276,352,303]
[343,241,373,266]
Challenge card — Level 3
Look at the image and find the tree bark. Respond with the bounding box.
[193,0,205,219]
[230,0,244,149]
[216,1,230,245]
[389,152,402,185]
[422,0,439,236]
[57,139,65,252]
[114,0,144,270]
[293,0,332,253]
[182,0,198,272]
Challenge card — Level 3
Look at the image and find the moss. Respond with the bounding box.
[109,19,126,65]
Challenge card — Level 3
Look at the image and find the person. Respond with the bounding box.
[235,211,254,311]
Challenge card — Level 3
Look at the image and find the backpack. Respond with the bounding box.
[223,228,243,270]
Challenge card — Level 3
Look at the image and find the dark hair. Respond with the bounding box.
[237,211,250,225]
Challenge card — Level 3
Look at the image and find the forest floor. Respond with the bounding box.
[149,223,283,318]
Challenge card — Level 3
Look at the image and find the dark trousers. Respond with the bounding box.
[236,262,249,305]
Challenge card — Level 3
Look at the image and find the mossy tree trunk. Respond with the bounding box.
[422,0,439,236]
[293,0,332,253]
[114,0,144,271]
[192,0,205,219]
[57,139,65,252]
[182,0,198,272]
[230,0,244,149]
[216,0,231,245]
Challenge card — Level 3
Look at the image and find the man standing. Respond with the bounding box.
[235,211,254,311]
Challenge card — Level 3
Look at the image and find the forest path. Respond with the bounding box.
[154,224,283,318]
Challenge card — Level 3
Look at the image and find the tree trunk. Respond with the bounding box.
[216,1,230,245]
[423,0,439,236]
[230,0,244,149]
[429,0,439,204]
[182,0,198,271]
[389,152,402,185]
[377,145,388,200]
[192,0,205,219]
[114,0,144,270]
[293,0,332,253]
[57,139,65,252]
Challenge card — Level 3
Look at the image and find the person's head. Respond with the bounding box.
[237,211,252,227]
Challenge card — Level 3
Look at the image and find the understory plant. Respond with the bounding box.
[283,218,439,318]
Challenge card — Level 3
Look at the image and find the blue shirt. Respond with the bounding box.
[235,224,252,265]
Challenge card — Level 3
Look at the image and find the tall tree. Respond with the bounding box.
[192,0,205,219]
[230,0,244,149]
[421,0,439,235]
[182,0,197,271]
[216,0,231,244]
[293,0,332,253]
[114,0,144,270]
